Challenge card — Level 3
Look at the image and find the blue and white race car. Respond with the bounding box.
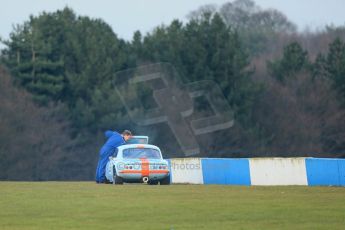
[105,136,170,185]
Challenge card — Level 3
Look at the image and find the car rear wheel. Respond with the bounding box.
[160,175,170,185]
[112,165,123,185]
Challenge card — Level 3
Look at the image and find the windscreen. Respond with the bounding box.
[126,136,149,144]
[123,148,161,159]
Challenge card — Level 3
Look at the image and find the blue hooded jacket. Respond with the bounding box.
[95,131,125,183]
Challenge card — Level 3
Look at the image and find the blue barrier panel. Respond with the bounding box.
[305,158,340,186]
[338,159,345,186]
[202,158,251,185]
[166,159,172,184]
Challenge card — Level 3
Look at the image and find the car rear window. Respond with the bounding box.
[123,148,161,159]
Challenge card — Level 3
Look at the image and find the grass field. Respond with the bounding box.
[0,182,344,230]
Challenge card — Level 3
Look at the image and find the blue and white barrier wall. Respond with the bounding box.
[168,157,345,186]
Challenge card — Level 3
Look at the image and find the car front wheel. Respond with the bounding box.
[160,175,170,185]
[113,165,123,185]
[148,180,159,185]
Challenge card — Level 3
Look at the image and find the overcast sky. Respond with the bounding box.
[0,0,344,46]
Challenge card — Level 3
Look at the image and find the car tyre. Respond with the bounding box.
[113,165,123,185]
[148,180,159,185]
[160,175,170,185]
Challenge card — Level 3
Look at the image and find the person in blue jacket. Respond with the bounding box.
[95,130,132,183]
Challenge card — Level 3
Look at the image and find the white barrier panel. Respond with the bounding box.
[249,158,308,185]
[170,158,204,184]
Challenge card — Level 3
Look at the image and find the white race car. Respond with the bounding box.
[105,136,170,185]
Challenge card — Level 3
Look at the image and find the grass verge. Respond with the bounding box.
[0,182,344,229]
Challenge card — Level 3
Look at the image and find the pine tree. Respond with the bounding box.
[325,38,345,103]
[268,42,309,83]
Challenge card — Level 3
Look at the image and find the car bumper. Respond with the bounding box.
[118,170,169,180]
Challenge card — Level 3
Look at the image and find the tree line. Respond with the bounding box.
[1,0,344,180]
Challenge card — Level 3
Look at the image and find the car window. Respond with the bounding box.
[112,148,118,157]
[126,137,148,144]
[123,148,161,159]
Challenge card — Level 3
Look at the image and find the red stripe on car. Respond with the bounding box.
[140,158,150,177]
[120,169,169,174]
